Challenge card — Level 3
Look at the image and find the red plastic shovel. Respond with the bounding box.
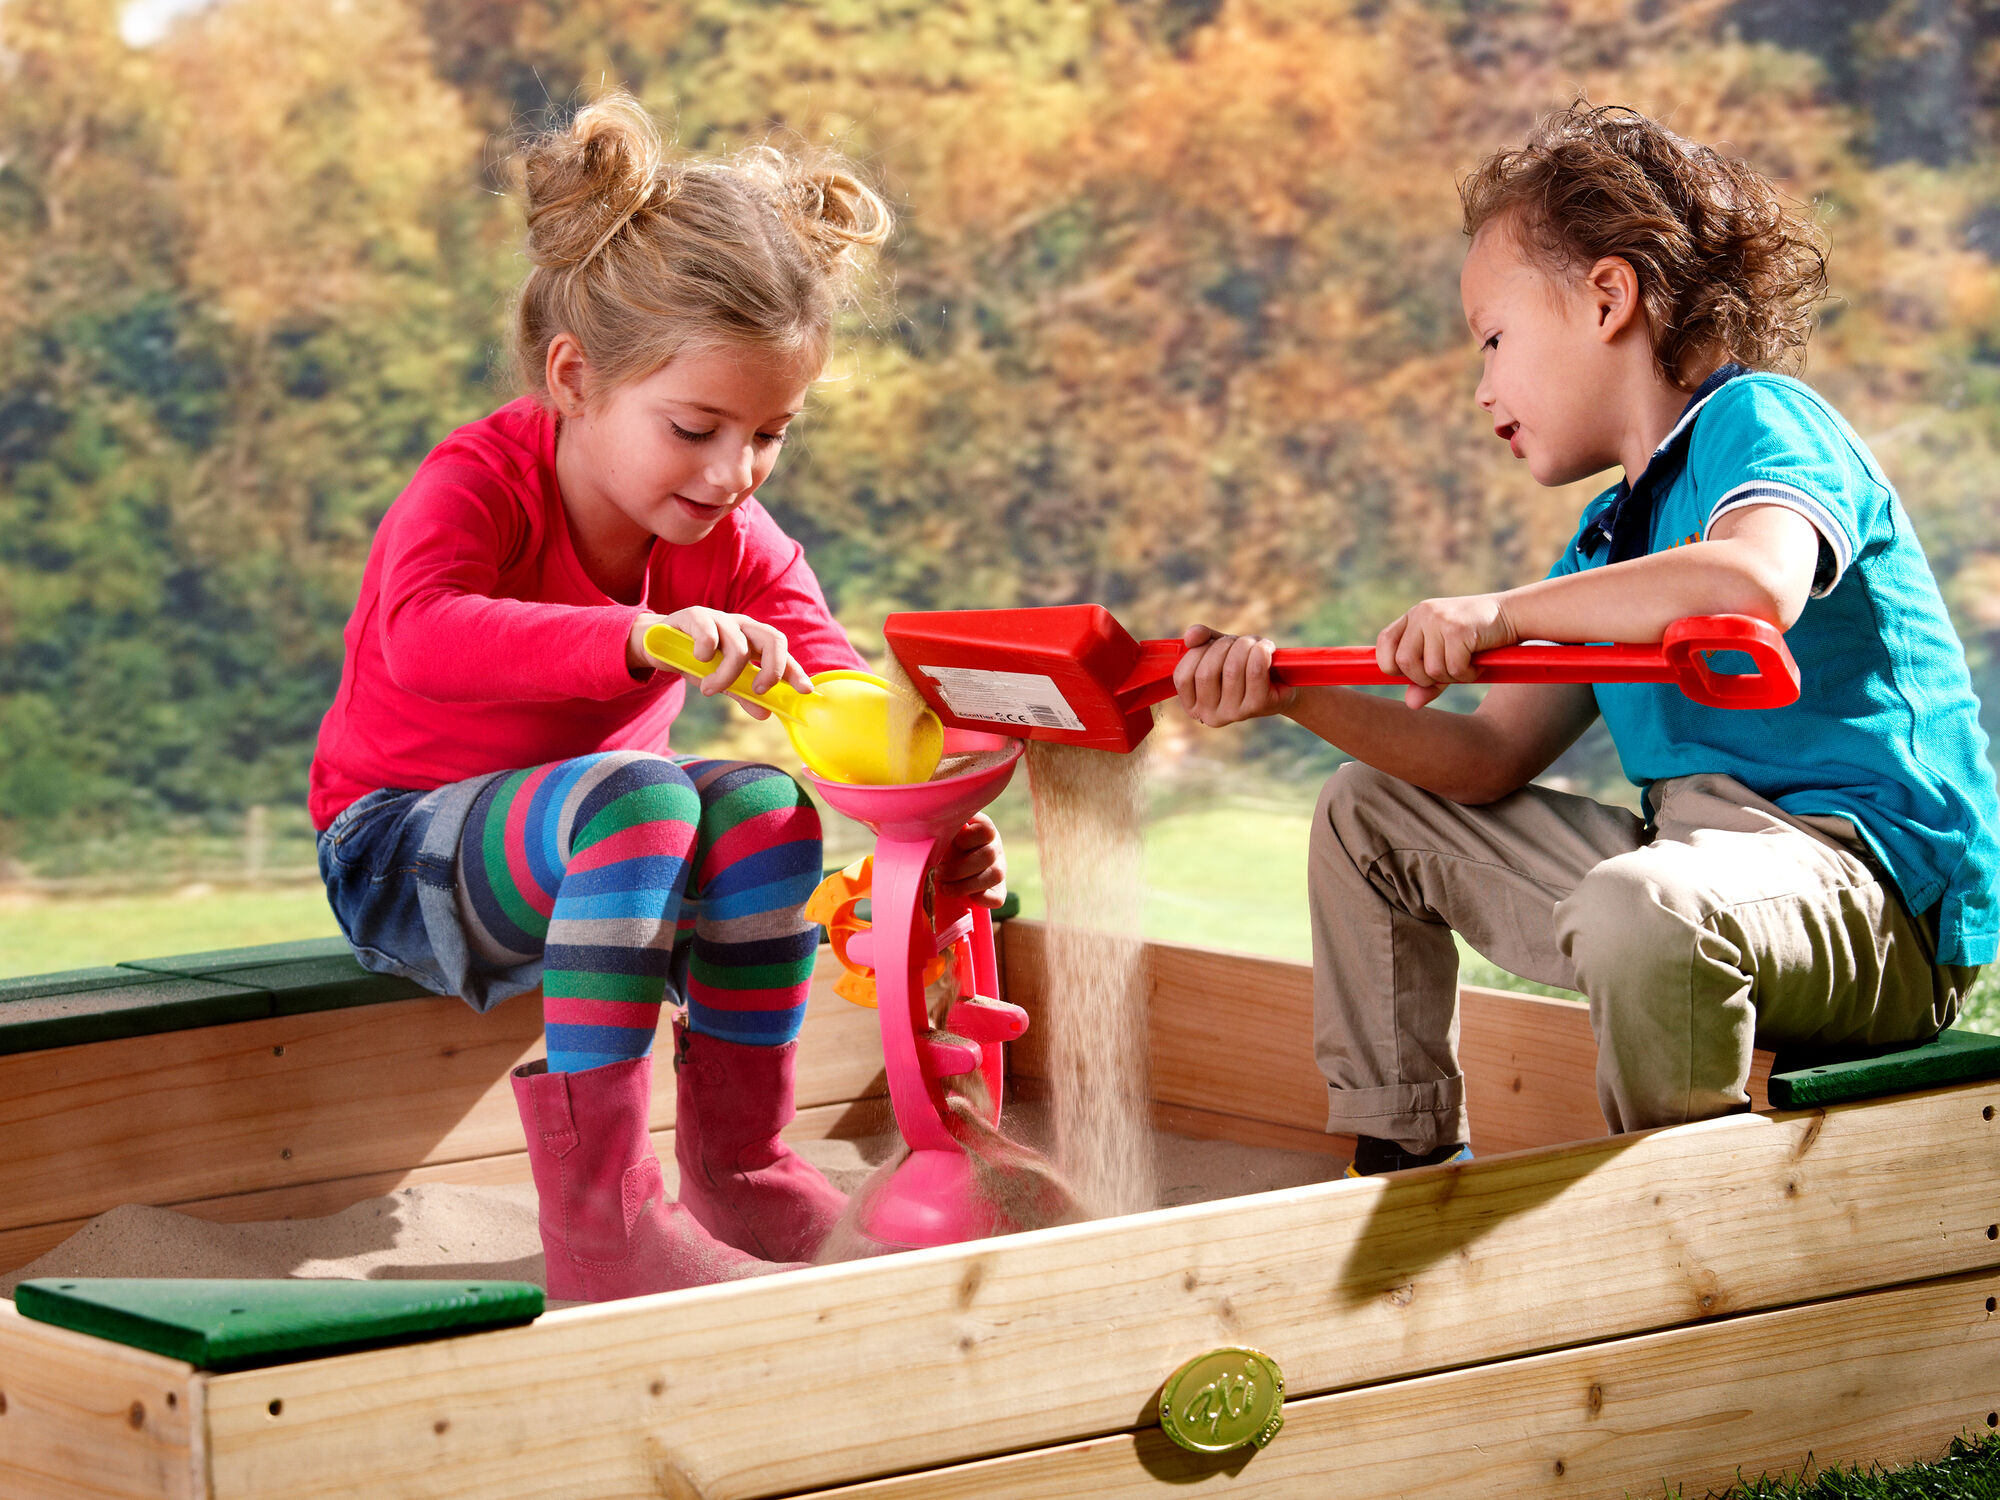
[884,606,1800,754]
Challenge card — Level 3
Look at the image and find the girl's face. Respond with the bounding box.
[1460,224,1624,487]
[560,344,813,547]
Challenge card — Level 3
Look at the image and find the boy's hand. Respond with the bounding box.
[938,813,1007,908]
[627,607,815,717]
[1377,594,1519,709]
[1173,625,1296,727]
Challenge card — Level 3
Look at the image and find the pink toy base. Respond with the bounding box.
[857,1147,1018,1249]
[805,730,1026,1250]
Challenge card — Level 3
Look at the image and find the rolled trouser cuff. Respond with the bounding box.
[1324,1076,1468,1155]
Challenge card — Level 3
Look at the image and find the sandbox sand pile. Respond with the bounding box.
[2,682,1313,1292]
[0,1185,545,1299]
[2,1114,1338,1296]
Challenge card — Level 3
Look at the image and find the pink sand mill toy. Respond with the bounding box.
[804,729,1034,1251]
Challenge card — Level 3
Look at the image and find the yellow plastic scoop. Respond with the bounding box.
[642,624,944,785]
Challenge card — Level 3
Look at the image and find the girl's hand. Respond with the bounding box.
[628,607,815,719]
[938,813,1006,909]
[1173,625,1296,727]
[1376,593,1518,709]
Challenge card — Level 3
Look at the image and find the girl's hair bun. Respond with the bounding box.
[752,151,893,274]
[519,92,669,275]
[509,89,893,401]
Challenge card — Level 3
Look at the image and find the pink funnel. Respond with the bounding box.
[804,730,1029,1249]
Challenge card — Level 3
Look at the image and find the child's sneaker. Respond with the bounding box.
[1344,1136,1474,1177]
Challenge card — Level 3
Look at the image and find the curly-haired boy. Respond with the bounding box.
[1176,102,1999,1172]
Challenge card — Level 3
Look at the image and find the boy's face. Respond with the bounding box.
[1460,223,1624,487]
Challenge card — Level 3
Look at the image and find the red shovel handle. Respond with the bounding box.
[1248,614,1798,710]
[1659,615,1801,709]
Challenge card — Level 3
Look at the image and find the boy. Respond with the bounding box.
[1176,102,1998,1173]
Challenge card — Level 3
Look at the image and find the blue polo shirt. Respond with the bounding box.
[1550,367,1999,966]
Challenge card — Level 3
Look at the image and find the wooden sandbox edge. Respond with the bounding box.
[0,1299,207,1500]
[181,1079,2000,1500]
[795,1264,2000,1500]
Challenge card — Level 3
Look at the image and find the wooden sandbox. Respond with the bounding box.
[2,922,1997,1498]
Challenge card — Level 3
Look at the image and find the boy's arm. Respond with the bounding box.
[1175,630,1599,804]
[1381,505,1820,701]
[1176,505,1813,803]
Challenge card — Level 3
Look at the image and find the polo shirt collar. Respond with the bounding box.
[1588,361,1752,563]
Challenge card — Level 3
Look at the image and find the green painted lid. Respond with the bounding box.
[14,1277,543,1371]
[1158,1346,1285,1454]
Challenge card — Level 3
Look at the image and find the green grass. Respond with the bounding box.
[6,789,1995,1041]
[1679,1433,2000,1498]
[0,885,340,979]
[999,788,1994,1017]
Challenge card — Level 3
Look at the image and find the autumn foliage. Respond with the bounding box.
[1,0,1996,851]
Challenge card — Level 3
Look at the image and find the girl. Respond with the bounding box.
[310,92,1004,1299]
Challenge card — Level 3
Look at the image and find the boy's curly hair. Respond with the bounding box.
[1459,102,1829,390]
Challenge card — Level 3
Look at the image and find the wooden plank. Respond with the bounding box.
[1149,1101,1352,1158]
[191,1081,2000,1500]
[0,954,889,1239]
[1003,923,1773,1152]
[1461,984,1772,1150]
[0,1300,202,1500]
[0,974,271,1057]
[0,1097,897,1276]
[797,1267,2000,1499]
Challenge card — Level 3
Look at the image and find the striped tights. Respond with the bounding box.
[453,751,823,1073]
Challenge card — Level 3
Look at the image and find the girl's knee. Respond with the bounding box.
[593,750,695,787]
[695,761,822,852]
[575,752,700,831]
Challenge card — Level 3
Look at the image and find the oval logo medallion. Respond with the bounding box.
[1159,1346,1285,1454]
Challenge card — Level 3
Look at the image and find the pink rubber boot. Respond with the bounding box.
[511,1056,796,1301]
[673,1021,848,1262]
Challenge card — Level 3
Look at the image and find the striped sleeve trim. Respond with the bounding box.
[1704,480,1854,597]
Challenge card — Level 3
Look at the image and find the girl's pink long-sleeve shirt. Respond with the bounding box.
[308,398,863,829]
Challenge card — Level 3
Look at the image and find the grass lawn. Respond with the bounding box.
[5,791,1996,1034]
[999,789,1999,1030]
[0,885,342,979]
[1698,1434,2000,1497]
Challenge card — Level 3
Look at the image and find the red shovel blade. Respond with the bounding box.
[884,605,1159,752]
[883,607,1801,753]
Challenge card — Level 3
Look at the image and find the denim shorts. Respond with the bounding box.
[316,773,540,1013]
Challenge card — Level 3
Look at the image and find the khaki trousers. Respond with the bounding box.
[1310,764,1980,1150]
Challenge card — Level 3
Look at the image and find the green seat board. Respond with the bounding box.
[0,976,271,1055]
[220,955,429,1014]
[120,934,356,977]
[0,966,151,1004]
[14,1278,543,1371]
[1767,1027,2000,1108]
[0,889,1021,1053]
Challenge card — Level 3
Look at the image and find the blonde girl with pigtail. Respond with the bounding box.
[309,92,1006,1299]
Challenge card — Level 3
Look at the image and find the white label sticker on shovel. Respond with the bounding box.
[919,666,1086,732]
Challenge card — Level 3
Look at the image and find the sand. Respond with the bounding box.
[1026,740,1159,1218]
[0,701,1327,1297]
[1,1113,1340,1297]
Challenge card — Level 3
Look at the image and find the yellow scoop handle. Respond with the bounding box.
[641,624,944,785]
[641,623,810,720]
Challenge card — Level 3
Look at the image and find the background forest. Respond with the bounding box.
[2,0,1998,981]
